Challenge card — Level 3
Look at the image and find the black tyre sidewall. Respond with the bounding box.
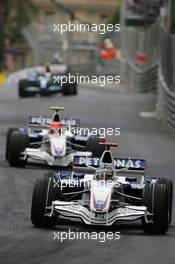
[18,80,29,98]
[5,127,18,161]
[157,177,173,223]
[142,183,169,234]
[31,177,58,227]
[8,131,29,167]
[62,83,73,96]
[72,82,77,95]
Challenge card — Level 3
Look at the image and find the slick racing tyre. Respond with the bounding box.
[62,82,73,96]
[157,178,173,223]
[31,177,60,228]
[86,136,105,157]
[8,131,29,167]
[5,127,18,161]
[72,82,77,95]
[19,79,38,98]
[142,183,169,234]
[18,79,29,98]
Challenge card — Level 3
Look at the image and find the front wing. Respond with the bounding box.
[23,148,74,166]
[47,201,148,226]
[23,148,92,167]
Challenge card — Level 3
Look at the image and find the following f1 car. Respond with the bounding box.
[31,141,173,234]
[5,106,105,168]
[18,64,77,98]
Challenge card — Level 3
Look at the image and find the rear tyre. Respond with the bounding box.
[5,127,18,161]
[62,83,73,96]
[18,79,29,98]
[31,177,59,227]
[142,183,169,234]
[86,136,105,157]
[8,131,29,167]
[157,178,173,223]
[72,82,77,95]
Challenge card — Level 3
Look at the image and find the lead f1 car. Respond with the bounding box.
[31,142,173,234]
[6,106,105,168]
[18,64,77,98]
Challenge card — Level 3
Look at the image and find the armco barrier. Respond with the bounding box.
[157,72,175,133]
[120,6,158,93]
[156,24,175,133]
[124,62,158,93]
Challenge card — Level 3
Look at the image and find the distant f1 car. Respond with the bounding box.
[6,106,105,167]
[31,141,173,234]
[18,65,77,98]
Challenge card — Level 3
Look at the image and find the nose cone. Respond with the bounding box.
[90,182,114,212]
[50,136,66,157]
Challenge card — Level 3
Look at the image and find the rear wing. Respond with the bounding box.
[28,115,52,127]
[60,118,80,127]
[73,155,146,174]
[27,115,80,127]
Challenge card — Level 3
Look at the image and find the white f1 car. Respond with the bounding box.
[6,106,105,167]
[31,142,173,234]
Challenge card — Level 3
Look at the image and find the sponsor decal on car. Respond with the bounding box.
[74,156,146,170]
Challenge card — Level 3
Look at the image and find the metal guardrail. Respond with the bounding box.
[157,24,175,133]
[120,1,175,133]
[120,7,158,93]
[157,72,175,132]
[123,62,157,93]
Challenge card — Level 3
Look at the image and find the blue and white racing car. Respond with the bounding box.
[5,106,105,167]
[31,142,173,234]
[18,65,77,98]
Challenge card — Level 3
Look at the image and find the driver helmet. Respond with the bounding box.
[44,63,51,72]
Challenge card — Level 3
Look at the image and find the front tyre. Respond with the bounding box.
[72,82,78,95]
[157,178,173,223]
[18,79,29,98]
[142,183,169,234]
[31,177,58,228]
[62,83,73,96]
[5,127,18,161]
[8,131,29,167]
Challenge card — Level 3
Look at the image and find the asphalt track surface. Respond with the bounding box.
[0,84,174,264]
